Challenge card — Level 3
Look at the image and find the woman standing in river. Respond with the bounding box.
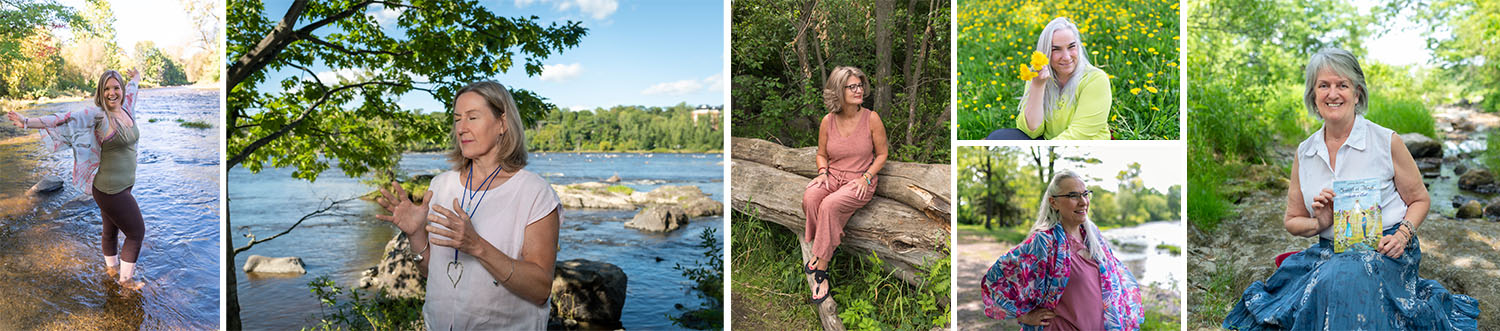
[6,68,147,290]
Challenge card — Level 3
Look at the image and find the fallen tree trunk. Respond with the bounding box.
[731,159,948,287]
[732,137,950,223]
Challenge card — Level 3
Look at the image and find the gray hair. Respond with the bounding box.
[1303,48,1368,118]
[1035,17,1098,117]
[1029,170,1106,263]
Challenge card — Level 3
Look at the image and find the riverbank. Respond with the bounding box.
[1187,104,1500,329]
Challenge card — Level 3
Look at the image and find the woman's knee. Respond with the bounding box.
[986,128,1038,140]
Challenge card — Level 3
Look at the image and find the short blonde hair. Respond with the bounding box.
[822,66,868,113]
[446,81,529,172]
[94,70,125,112]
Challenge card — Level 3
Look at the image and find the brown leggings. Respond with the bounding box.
[93,186,145,263]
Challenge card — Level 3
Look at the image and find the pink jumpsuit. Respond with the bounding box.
[802,108,877,262]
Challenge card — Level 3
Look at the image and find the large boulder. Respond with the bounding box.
[357,233,426,299]
[553,182,723,217]
[554,182,636,209]
[624,205,688,232]
[550,259,627,330]
[1459,169,1497,192]
[1458,200,1484,219]
[1485,198,1500,220]
[636,185,723,217]
[243,255,307,274]
[1400,133,1442,158]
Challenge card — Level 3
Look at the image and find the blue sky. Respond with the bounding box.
[252,0,725,113]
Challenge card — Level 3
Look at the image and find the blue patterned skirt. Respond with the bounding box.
[1222,227,1480,330]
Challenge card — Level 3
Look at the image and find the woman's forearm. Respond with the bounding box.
[1403,200,1428,229]
[410,228,431,277]
[474,239,552,305]
[1023,83,1046,131]
[1284,215,1323,237]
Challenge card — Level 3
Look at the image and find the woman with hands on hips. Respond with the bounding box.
[374,81,562,330]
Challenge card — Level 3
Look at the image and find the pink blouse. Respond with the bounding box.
[1047,230,1105,331]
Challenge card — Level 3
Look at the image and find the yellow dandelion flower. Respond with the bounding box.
[1147,73,1154,78]
[1017,64,1037,81]
[1130,88,1141,95]
[1029,51,1048,69]
[1147,86,1159,93]
[1152,106,1160,111]
[1112,115,1118,121]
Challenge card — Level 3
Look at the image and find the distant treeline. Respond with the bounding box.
[406,103,724,153]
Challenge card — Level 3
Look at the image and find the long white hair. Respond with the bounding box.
[1035,17,1099,118]
[1029,170,1106,263]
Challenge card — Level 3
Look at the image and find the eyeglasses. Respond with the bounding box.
[844,83,865,92]
[1050,190,1092,200]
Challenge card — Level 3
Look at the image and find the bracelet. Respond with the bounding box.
[410,239,429,262]
[497,258,517,286]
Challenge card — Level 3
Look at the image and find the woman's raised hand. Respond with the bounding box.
[1309,188,1335,232]
[1018,308,1055,326]
[126,68,140,82]
[5,112,23,128]
[375,181,432,235]
[1030,64,1051,87]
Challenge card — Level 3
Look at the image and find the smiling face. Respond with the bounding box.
[1049,29,1080,81]
[452,91,506,161]
[100,76,122,111]
[842,75,864,108]
[1313,66,1357,122]
[1049,177,1090,226]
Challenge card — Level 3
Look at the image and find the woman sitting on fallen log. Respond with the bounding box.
[980,170,1142,330]
[801,66,889,304]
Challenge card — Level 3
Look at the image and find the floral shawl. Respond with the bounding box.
[980,225,1144,330]
[34,76,138,192]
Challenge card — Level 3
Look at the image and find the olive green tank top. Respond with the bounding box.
[95,113,138,194]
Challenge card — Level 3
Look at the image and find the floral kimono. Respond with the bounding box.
[33,75,139,192]
[980,225,1143,330]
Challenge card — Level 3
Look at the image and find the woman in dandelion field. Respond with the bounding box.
[987,17,1112,140]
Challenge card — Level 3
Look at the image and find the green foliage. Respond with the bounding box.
[731,0,951,164]
[956,0,1181,140]
[303,276,424,331]
[0,1,84,99]
[731,208,948,330]
[133,41,189,86]
[1155,243,1182,255]
[670,228,724,330]
[524,103,724,153]
[1416,0,1500,112]
[180,120,212,129]
[605,185,634,195]
[1484,133,1500,175]
[1365,93,1436,139]
[227,0,588,182]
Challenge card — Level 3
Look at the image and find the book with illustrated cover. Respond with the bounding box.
[1333,178,1384,253]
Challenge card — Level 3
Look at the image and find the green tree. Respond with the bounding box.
[224,0,587,328]
[133,41,189,86]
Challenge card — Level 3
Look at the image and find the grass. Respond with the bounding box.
[731,209,949,330]
[606,185,634,195]
[1365,93,1437,139]
[956,0,1180,140]
[956,223,1031,244]
[180,120,212,129]
[1155,243,1181,255]
[1484,133,1500,174]
[1189,259,1255,328]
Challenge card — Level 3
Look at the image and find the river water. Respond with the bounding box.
[230,152,724,329]
[1100,220,1185,288]
[0,86,220,329]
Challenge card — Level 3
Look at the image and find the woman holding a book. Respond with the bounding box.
[1222,48,1480,329]
[979,170,1142,330]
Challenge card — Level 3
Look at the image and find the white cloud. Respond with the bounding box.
[643,74,723,96]
[315,68,364,84]
[540,63,584,82]
[705,73,725,92]
[367,4,405,27]
[558,0,618,20]
[514,0,618,20]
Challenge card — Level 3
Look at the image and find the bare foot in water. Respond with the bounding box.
[117,278,143,291]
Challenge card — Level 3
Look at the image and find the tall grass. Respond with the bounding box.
[1365,93,1437,139]
[731,209,949,330]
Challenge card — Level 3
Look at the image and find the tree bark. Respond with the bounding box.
[873,0,893,114]
[800,240,846,331]
[900,0,939,147]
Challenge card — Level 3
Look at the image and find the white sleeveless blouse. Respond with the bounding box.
[422,169,561,330]
[1295,116,1407,240]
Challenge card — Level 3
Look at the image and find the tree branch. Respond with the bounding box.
[232,196,359,255]
[227,80,409,169]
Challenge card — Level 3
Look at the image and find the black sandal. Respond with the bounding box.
[809,269,835,304]
[804,257,820,274]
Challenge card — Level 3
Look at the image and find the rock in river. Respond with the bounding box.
[624,205,689,232]
[1400,133,1442,158]
[358,233,425,299]
[243,255,307,274]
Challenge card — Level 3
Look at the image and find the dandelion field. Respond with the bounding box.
[957,0,1181,140]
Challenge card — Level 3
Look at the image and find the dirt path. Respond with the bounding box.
[955,232,1017,331]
